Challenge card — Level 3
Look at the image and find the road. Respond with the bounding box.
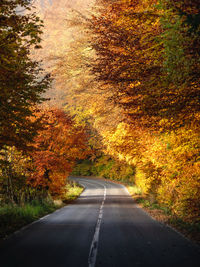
[0,177,200,267]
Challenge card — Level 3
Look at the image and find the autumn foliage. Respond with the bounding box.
[29,107,89,196]
[86,0,200,222]
[0,0,51,152]
[0,106,90,203]
[53,0,200,222]
[1,0,199,224]
[0,1,90,204]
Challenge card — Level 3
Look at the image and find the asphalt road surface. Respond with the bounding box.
[0,177,200,267]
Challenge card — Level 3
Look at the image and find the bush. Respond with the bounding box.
[72,155,135,183]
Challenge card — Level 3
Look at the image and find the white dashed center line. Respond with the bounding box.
[88,185,106,267]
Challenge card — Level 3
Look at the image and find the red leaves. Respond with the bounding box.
[28,106,89,196]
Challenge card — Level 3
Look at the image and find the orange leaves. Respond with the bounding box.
[43,0,200,223]
[89,0,164,124]
[28,106,90,196]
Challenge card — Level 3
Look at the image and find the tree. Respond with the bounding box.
[29,107,90,196]
[0,0,51,152]
[88,0,162,125]
[46,0,200,221]
[89,0,200,127]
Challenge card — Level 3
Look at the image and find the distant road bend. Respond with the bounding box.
[0,177,200,267]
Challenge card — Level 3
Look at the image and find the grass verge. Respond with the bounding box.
[0,181,83,241]
[0,201,57,240]
[62,181,84,203]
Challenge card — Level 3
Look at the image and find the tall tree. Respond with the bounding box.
[0,0,51,152]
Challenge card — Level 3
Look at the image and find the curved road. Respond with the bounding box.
[0,177,200,267]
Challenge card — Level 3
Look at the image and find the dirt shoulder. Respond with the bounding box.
[131,194,200,247]
[98,176,200,246]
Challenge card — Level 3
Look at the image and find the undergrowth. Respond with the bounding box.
[0,181,83,240]
[0,200,56,239]
[63,181,83,202]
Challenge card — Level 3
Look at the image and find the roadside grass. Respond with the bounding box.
[0,200,56,240]
[126,185,200,245]
[62,181,84,203]
[0,181,83,240]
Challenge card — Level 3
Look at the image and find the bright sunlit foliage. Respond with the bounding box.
[53,0,200,222]
[0,0,199,224]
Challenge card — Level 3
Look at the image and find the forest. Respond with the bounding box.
[0,0,199,239]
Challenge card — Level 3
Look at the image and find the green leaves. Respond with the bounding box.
[0,0,51,152]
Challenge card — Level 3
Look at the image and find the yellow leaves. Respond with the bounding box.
[102,115,200,221]
[118,153,125,161]
[129,81,141,88]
